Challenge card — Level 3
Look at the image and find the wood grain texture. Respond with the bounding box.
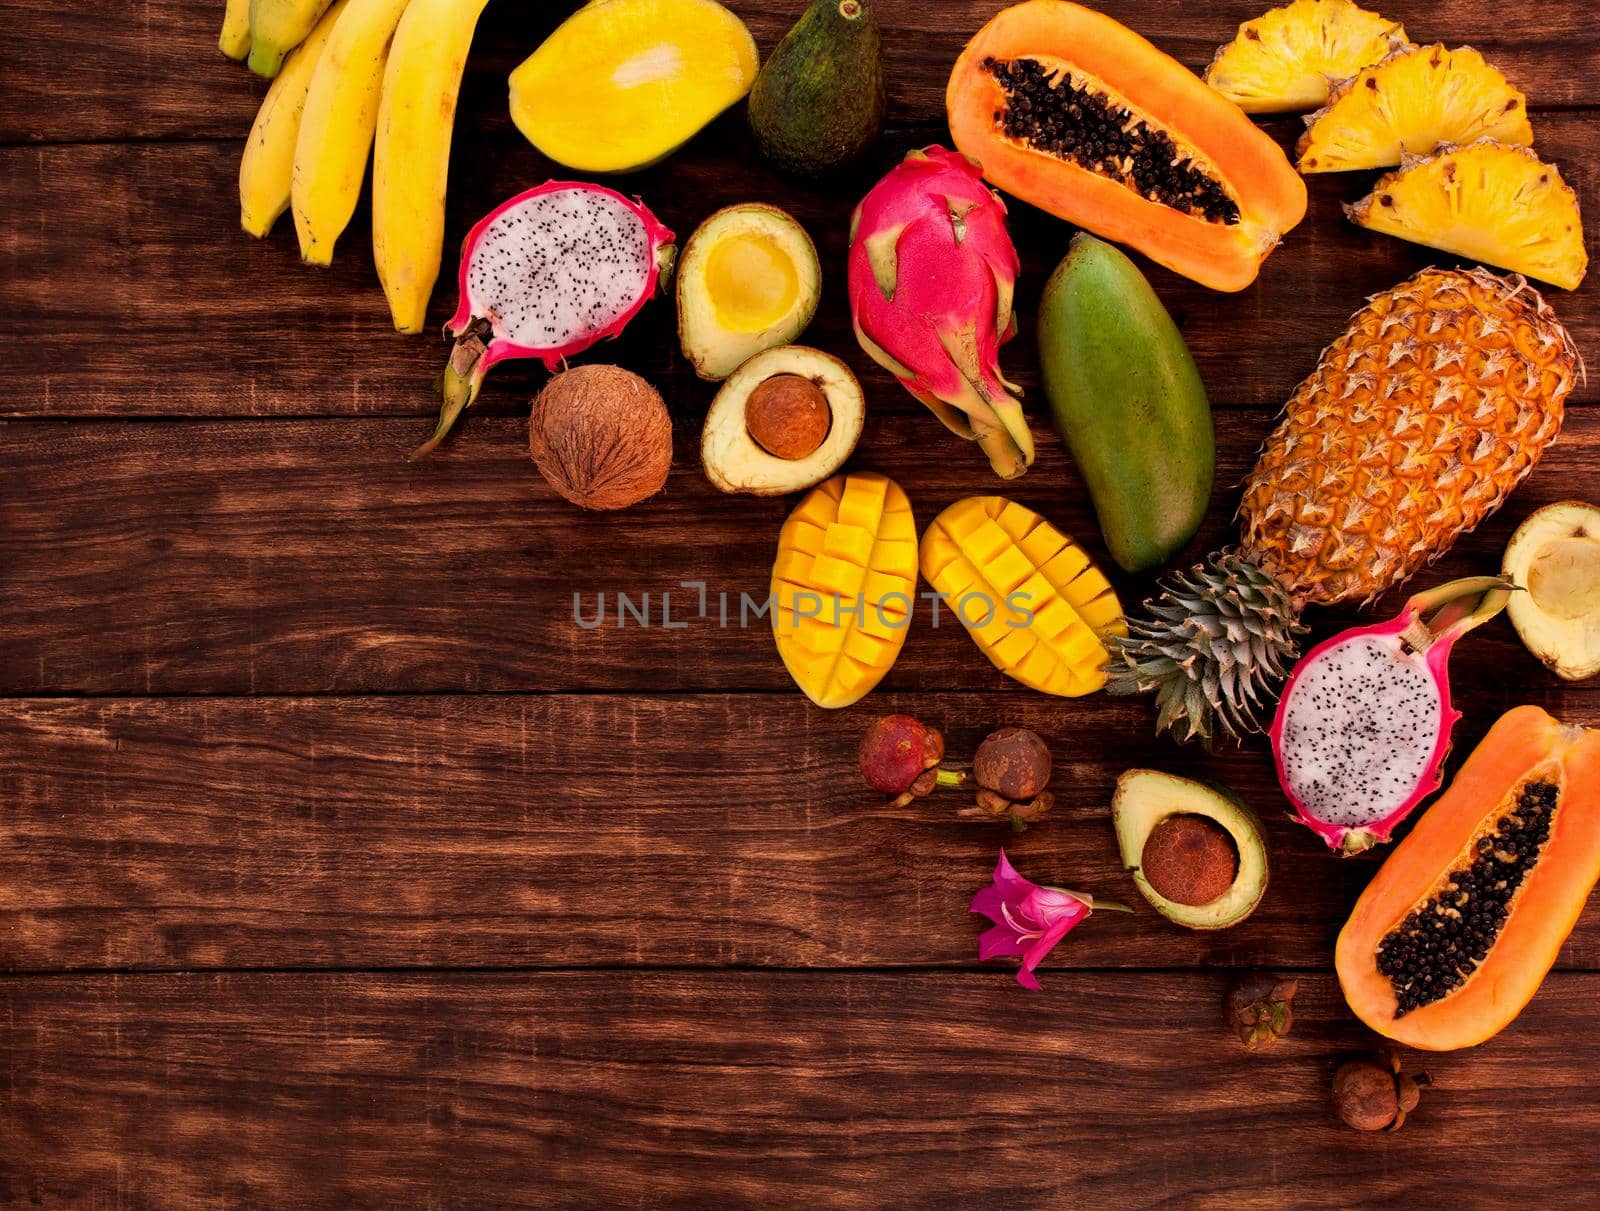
[4,970,1599,1208]
[2,410,1596,696]
[4,112,1596,420]
[2,0,1597,145]
[3,692,1598,972]
[4,1,1600,1202]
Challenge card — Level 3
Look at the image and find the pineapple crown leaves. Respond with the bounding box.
[1104,551,1308,748]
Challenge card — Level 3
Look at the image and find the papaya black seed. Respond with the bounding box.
[1382,779,1561,1016]
[982,56,1241,225]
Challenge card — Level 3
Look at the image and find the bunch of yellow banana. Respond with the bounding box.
[221,1,335,78]
[231,0,489,333]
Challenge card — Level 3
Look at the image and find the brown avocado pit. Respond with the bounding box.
[1111,769,1268,930]
[699,345,865,496]
[1140,814,1238,906]
[745,374,832,460]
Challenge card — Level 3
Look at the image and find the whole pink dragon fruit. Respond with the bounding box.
[1271,576,1514,855]
[412,181,676,460]
[847,146,1032,479]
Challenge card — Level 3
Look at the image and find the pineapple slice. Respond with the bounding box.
[1205,0,1410,114]
[1347,141,1588,290]
[1298,45,1533,173]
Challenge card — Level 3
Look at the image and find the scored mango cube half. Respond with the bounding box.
[920,496,1126,696]
[771,472,918,708]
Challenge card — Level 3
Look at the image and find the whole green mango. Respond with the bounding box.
[1038,234,1215,573]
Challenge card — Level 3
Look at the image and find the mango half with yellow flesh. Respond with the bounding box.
[921,497,1125,696]
[508,0,758,174]
[772,472,918,708]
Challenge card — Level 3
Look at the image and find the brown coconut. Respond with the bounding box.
[529,365,673,510]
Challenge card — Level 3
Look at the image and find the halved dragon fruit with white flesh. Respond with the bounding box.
[411,181,676,460]
[1270,576,1514,855]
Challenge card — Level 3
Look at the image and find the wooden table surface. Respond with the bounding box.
[3,1,1599,1205]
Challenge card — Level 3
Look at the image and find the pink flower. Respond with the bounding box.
[970,849,1122,990]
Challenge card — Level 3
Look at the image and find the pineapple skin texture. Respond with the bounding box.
[920,496,1125,696]
[1239,267,1579,607]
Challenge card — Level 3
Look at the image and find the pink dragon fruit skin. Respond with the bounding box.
[412,181,676,460]
[1270,576,1515,856]
[847,146,1034,479]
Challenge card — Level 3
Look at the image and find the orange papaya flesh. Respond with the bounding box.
[1336,705,1600,1050]
[946,0,1306,292]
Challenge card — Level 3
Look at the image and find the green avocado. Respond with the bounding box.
[748,0,886,176]
[1037,234,1215,573]
[1112,769,1268,930]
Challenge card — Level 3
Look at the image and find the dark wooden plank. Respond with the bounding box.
[4,691,1598,972]
[2,410,1597,697]
[2,0,1596,145]
[4,112,1597,420]
[3,970,1598,1207]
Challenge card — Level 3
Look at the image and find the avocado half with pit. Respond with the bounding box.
[1503,500,1600,681]
[1112,769,1268,930]
[678,203,822,381]
[700,345,864,495]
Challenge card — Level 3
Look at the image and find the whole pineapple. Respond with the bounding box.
[1109,267,1580,745]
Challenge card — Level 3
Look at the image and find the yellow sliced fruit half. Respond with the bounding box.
[1205,0,1410,114]
[679,204,822,382]
[772,472,918,709]
[508,0,758,174]
[920,496,1125,697]
[1503,501,1600,681]
[1347,140,1587,291]
[1298,44,1533,173]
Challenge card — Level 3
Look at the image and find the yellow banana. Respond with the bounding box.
[239,0,349,238]
[292,0,413,265]
[220,0,252,60]
[248,0,334,77]
[372,0,490,334]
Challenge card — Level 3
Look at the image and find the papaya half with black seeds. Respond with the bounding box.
[946,0,1307,291]
[1336,706,1600,1050]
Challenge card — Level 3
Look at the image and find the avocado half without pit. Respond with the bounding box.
[1112,769,1268,930]
[678,203,823,382]
[700,345,865,495]
[1503,500,1600,681]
